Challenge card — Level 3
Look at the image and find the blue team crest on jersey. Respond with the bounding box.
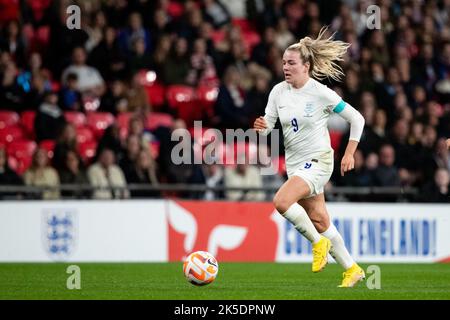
[304,102,314,117]
[42,209,77,261]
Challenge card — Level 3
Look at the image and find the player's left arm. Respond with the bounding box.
[333,101,365,176]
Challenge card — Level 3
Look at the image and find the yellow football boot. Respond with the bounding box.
[311,236,331,273]
[338,263,365,288]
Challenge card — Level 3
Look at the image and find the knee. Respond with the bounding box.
[309,213,329,233]
[273,193,293,214]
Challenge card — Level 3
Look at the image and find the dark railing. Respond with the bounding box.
[0,184,420,202]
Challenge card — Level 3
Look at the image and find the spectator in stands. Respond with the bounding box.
[258,144,285,201]
[245,66,272,125]
[202,162,225,200]
[251,26,277,68]
[0,20,26,68]
[120,134,142,180]
[373,109,387,143]
[58,73,82,111]
[224,155,264,201]
[100,79,128,115]
[215,65,250,129]
[0,60,24,111]
[389,119,416,171]
[419,168,449,203]
[420,125,439,183]
[118,12,151,56]
[85,10,107,53]
[62,46,105,97]
[0,147,23,199]
[373,144,400,187]
[432,137,450,173]
[87,148,128,199]
[342,66,361,108]
[275,17,295,51]
[128,37,153,75]
[128,116,154,149]
[150,9,174,43]
[18,52,52,103]
[178,7,203,43]
[150,34,172,80]
[24,148,60,200]
[53,123,77,171]
[24,73,50,111]
[95,124,125,163]
[186,38,217,87]
[126,149,160,198]
[34,91,66,142]
[58,150,90,199]
[88,26,127,82]
[127,72,152,114]
[162,37,190,85]
[0,0,449,203]
[202,0,231,29]
[339,150,373,188]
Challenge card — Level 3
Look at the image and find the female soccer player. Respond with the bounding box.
[254,27,366,287]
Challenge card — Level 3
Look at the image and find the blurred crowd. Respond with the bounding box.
[0,0,449,202]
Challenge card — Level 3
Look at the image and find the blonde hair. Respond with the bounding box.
[287,27,350,81]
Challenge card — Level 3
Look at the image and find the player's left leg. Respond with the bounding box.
[298,194,365,287]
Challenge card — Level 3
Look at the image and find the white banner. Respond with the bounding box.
[274,203,450,263]
[0,201,449,263]
[0,200,167,262]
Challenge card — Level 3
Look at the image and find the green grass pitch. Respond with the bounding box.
[1,263,449,300]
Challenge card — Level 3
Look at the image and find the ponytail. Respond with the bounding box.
[287,27,350,82]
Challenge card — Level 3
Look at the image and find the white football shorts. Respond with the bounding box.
[287,150,334,198]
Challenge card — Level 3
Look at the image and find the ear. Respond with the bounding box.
[303,61,310,73]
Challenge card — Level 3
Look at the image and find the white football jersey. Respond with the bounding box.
[262,78,345,175]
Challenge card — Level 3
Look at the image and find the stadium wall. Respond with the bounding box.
[0,200,448,263]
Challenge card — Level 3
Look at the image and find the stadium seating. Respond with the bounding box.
[20,111,36,138]
[0,126,25,145]
[75,126,95,144]
[86,112,115,139]
[149,140,160,160]
[64,111,87,128]
[78,141,98,164]
[116,112,132,131]
[0,111,20,129]
[197,85,219,118]
[145,112,174,131]
[137,70,166,110]
[117,112,133,140]
[277,156,286,176]
[166,85,200,125]
[231,18,255,33]
[39,139,55,159]
[329,130,344,152]
[6,140,37,174]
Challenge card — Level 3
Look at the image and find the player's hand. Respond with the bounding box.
[253,117,267,133]
[446,138,450,150]
[340,153,355,176]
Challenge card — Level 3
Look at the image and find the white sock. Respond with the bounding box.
[321,224,354,270]
[282,203,321,244]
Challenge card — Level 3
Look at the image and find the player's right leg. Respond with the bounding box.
[273,176,331,272]
[299,193,365,286]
